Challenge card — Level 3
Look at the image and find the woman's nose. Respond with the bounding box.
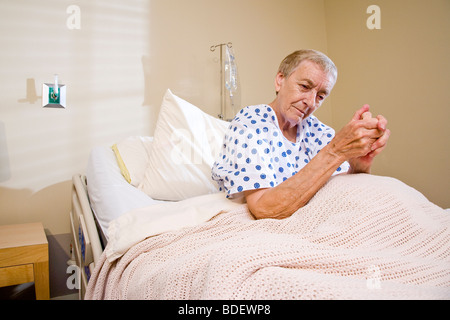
[304,91,316,109]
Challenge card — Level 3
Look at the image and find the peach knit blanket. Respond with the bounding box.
[85,174,450,299]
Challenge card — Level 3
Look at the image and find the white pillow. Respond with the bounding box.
[138,89,230,201]
[86,146,163,238]
[112,136,153,187]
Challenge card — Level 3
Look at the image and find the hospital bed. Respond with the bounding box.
[70,90,450,300]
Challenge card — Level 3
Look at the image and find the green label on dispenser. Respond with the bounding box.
[49,87,60,104]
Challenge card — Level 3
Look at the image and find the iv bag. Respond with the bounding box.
[224,45,238,99]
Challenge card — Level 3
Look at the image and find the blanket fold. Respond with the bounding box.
[105,192,244,262]
[86,174,450,300]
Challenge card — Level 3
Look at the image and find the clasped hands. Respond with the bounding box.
[331,104,391,174]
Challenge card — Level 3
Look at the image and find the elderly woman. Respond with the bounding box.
[212,49,390,220]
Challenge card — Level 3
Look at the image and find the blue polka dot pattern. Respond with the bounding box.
[212,104,349,197]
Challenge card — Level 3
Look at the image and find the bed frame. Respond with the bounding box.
[69,174,103,299]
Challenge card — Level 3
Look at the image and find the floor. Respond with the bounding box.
[0,282,79,300]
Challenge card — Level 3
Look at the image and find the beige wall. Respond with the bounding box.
[324,0,450,208]
[0,1,153,235]
[0,0,330,235]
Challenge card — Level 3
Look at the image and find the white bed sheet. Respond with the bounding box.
[85,146,165,239]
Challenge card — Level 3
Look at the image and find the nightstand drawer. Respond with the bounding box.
[0,264,34,287]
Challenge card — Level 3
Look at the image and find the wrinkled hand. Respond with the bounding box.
[350,105,390,173]
[329,104,390,173]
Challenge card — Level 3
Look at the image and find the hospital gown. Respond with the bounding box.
[211,104,349,197]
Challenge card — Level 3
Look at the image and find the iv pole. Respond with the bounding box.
[210,42,232,120]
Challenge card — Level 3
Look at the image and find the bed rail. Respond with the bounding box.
[69,174,103,299]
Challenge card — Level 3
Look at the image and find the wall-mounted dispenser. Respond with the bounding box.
[42,74,66,108]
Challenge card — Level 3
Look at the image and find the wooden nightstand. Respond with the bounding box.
[0,223,50,300]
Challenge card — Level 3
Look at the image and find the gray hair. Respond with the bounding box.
[278,49,337,82]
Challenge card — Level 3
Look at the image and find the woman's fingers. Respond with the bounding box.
[376,114,387,131]
[361,111,372,120]
[357,105,388,132]
[334,105,389,160]
[352,104,370,121]
[371,128,391,152]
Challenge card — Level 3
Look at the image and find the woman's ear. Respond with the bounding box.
[274,72,285,94]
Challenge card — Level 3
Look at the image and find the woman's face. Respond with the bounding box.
[273,60,335,128]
